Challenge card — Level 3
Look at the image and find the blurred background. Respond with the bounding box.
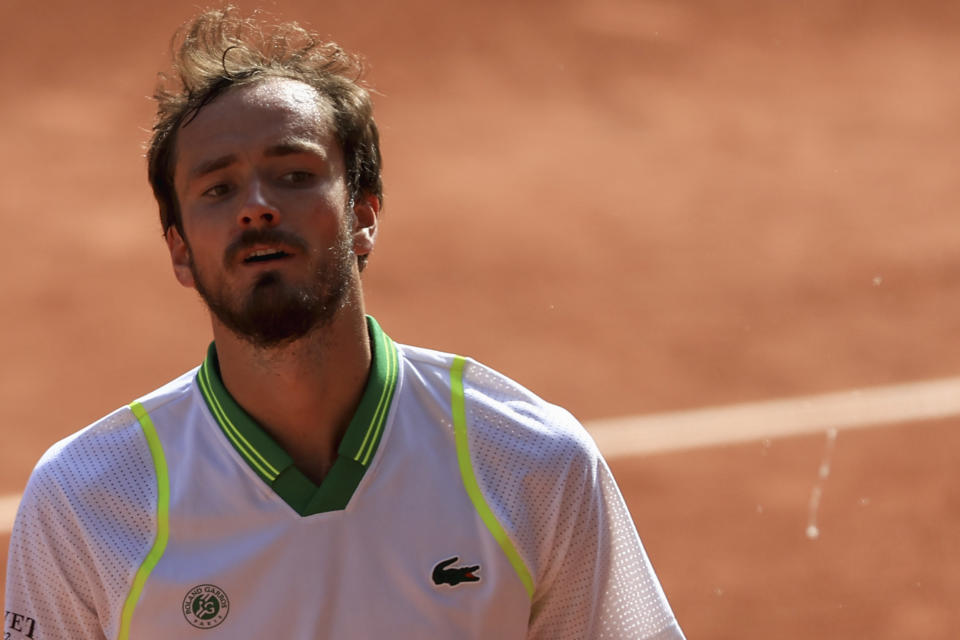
[3,0,959,636]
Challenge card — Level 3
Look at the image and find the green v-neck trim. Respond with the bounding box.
[195,316,399,516]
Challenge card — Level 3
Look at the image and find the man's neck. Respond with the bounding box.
[211,302,372,485]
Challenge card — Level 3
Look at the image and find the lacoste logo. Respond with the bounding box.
[432,556,480,587]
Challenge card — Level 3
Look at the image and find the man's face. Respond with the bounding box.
[167,77,378,347]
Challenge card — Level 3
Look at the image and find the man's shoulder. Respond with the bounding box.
[462,356,600,478]
[396,342,598,466]
[26,367,199,502]
[132,365,200,414]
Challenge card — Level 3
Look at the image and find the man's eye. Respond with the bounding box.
[281,171,315,185]
[202,183,231,198]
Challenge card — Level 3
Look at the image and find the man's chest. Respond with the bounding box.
[128,428,530,638]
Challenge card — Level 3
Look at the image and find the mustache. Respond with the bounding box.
[223,228,310,267]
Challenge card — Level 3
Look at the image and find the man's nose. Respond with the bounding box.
[238,179,280,227]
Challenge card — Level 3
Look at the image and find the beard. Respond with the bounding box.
[189,225,355,349]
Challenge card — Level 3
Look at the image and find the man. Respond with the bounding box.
[5,8,685,640]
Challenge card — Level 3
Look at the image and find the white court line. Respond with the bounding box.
[588,376,960,458]
[3,376,960,535]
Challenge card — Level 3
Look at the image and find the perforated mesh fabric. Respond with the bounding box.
[462,360,683,639]
[5,406,158,640]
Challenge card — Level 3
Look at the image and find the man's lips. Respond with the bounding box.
[224,229,310,268]
[241,246,294,264]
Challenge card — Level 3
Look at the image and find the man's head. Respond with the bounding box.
[150,8,382,348]
[147,6,382,271]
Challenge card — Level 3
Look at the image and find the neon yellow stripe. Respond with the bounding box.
[356,332,396,463]
[119,402,171,640]
[199,364,278,479]
[360,335,398,465]
[450,356,535,599]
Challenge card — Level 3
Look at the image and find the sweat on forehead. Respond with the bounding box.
[182,77,334,134]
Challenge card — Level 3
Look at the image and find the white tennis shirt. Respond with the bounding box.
[5,317,684,639]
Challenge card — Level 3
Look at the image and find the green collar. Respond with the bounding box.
[195,316,399,516]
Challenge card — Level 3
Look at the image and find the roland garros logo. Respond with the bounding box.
[182,584,230,629]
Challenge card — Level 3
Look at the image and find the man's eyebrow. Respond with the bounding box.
[187,154,237,182]
[264,141,326,158]
[184,142,325,182]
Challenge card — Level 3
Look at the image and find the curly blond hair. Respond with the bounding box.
[147,7,382,250]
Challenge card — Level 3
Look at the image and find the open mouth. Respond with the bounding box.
[243,249,292,264]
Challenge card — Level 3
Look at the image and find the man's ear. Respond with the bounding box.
[352,193,380,257]
[165,226,196,288]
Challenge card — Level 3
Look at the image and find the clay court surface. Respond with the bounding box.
[3,0,959,637]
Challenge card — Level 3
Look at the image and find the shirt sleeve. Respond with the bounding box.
[6,406,160,640]
[5,465,107,640]
[526,451,685,640]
